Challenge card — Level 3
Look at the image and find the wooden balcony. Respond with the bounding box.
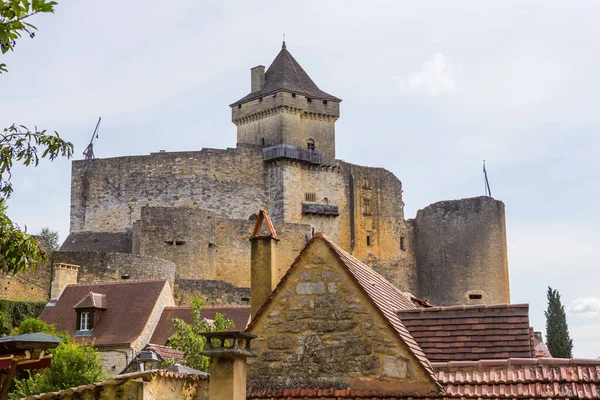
[302,203,339,216]
[262,144,322,164]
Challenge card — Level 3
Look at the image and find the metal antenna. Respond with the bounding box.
[483,160,492,197]
[83,117,101,160]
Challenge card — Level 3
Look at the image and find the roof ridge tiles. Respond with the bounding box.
[65,279,168,288]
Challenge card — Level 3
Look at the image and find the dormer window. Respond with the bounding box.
[307,139,315,150]
[79,311,90,331]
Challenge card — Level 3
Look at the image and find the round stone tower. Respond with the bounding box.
[414,196,509,306]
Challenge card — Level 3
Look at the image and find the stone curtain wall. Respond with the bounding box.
[174,279,250,306]
[248,240,434,395]
[414,196,510,306]
[0,262,52,302]
[139,207,217,280]
[52,251,176,285]
[70,146,267,233]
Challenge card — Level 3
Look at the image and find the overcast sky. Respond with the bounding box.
[1,1,598,357]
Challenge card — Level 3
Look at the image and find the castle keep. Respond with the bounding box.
[50,42,509,307]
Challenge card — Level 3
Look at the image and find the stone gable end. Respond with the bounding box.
[247,239,438,396]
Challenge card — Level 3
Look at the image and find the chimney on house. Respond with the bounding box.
[50,263,79,300]
[250,65,265,92]
[200,331,256,400]
[249,210,279,319]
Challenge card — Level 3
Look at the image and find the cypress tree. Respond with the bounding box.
[545,286,573,358]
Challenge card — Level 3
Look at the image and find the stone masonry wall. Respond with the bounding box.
[247,239,435,395]
[99,349,132,377]
[139,207,217,280]
[414,196,510,306]
[0,262,51,302]
[70,146,267,233]
[52,251,176,285]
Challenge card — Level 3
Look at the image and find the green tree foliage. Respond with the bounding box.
[38,226,59,251]
[545,286,573,358]
[1,0,57,73]
[0,299,46,335]
[9,318,105,398]
[1,1,74,275]
[166,297,233,371]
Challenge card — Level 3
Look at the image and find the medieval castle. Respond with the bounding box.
[2,42,510,307]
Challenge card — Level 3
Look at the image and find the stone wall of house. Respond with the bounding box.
[69,146,267,233]
[247,239,437,396]
[99,349,132,377]
[414,196,510,306]
[52,251,176,285]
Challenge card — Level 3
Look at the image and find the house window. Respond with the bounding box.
[79,312,90,331]
[307,139,315,150]
[366,231,372,246]
[363,198,372,215]
[400,237,406,251]
[305,192,317,202]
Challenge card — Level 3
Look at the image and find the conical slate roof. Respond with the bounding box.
[231,42,341,106]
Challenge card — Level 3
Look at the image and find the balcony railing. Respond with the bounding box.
[302,203,339,217]
[263,144,322,165]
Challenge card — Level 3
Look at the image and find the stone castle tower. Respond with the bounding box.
[34,42,510,307]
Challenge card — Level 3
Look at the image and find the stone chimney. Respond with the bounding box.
[249,210,279,319]
[200,331,256,400]
[250,65,265,92]
[50,263,79,300]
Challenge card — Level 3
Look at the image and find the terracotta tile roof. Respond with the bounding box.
[251,209,279,239]
[531,329,552,358]
[73,292,107,309]
[40,280,169,346]
[398,304,533,361]
[247,233,440,389]
[149,306,250,345]
[144,344,184,363]
[248,358,600,399]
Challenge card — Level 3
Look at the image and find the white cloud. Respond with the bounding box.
[394,53,461,97]
[568,297,600,317]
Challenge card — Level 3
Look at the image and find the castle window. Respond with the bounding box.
[260,138,265,146]
[272,93,276,98]
[238,104,241,109]
[469,293,483,300]
[292,93,296,98]
[323,197,329,205]
[363,198,372,215]
[400,237,406,251]
[305,192,317,202]
[79,312,91,331]
[323,100,328,105]
[307,139,315,150]
[362,175,371,189]
[307,97,312,103]
[259,97,263,102]
[175,241,186,246]
[366,231,372,246]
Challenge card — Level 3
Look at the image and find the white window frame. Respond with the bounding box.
[79,312,90,331]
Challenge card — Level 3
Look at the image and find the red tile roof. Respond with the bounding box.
[398,304,533,361]
[248,358,600,399]
[251,209,279,239]
[149,306,250,345]
[247,233,440,390]
[144,344,184,363]
[40,280,169,346]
